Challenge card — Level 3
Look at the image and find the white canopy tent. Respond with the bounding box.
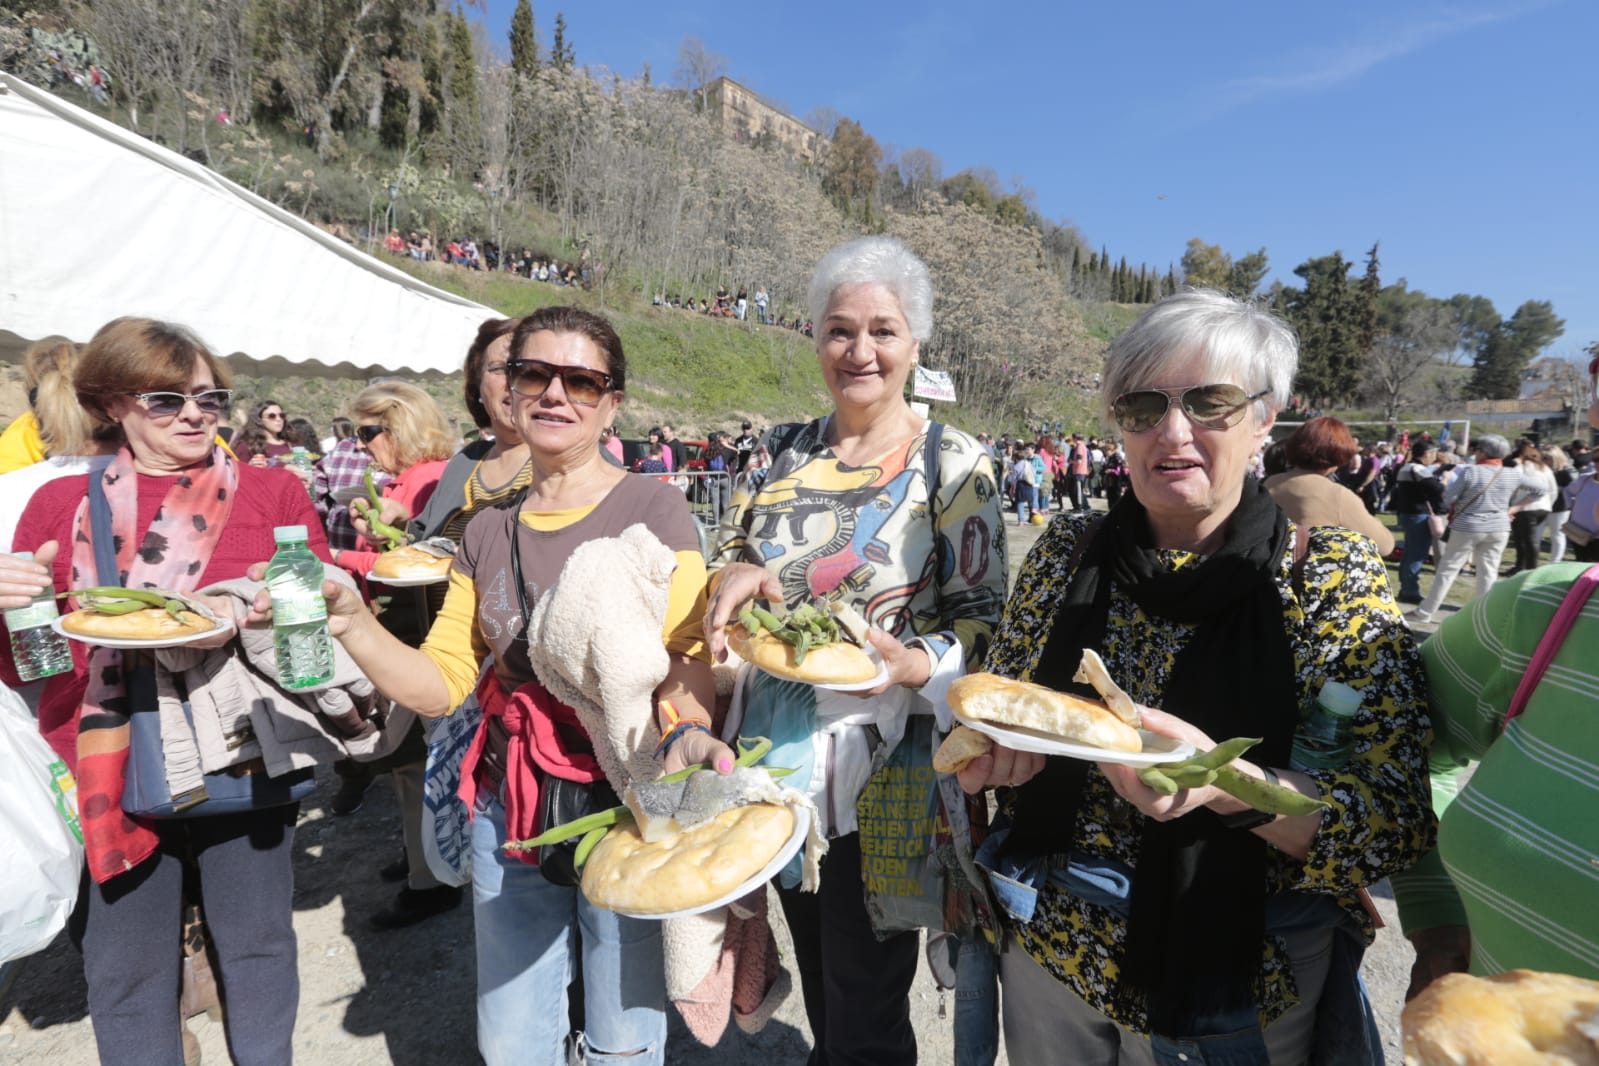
[0,73,495,378]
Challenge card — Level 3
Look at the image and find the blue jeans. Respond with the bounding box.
[1015,483,1036,523]
[471,793,666,1066]
[1396,513,1432,600]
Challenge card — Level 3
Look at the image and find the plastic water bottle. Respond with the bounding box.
[266,525,334,689]
[286,446,316,500]
[6,552,72,681]
[1290,680,1361,771]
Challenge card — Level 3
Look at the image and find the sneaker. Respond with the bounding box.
[1396,592,1422,605]
[329,774,372,816]
[369,885,463,930]
[1402,610,1432,626]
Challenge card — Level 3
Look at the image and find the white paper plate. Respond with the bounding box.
[753,647,889,693]
[52,613,235,651]
[366,571,449,587]
[953,710,1196,768]
[331,485,367,506]
[605,805,810,920]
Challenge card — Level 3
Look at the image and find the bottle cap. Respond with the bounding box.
[273,525,310,543]
[14,551,33,562]
[292,446,308,454]
[1317,680,1361,718]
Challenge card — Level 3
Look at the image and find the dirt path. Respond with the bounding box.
[1,506,1418,1064]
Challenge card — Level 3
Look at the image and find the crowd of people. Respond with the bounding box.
[380,228,597,289]
[1,249,1597,1066]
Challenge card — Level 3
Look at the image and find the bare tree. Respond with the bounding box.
[1364,303,1457,423]
[675,34,728,112]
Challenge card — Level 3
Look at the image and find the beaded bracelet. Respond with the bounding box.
[654,719,715,761]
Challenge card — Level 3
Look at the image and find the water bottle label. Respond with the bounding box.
[6,601,59,630]
[273,590,328,626]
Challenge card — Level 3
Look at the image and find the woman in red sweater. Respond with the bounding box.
[0,318,329,1066]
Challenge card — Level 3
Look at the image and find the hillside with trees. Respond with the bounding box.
[0,0,1580,435]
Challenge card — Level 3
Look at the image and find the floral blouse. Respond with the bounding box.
[984,512,1435,1032]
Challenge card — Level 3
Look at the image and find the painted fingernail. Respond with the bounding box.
[716,758,733,773]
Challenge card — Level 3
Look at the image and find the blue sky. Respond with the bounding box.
[480,0,1595,358]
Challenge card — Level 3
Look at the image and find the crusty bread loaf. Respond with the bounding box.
[947,672,1142,753]
[582,802,796,915]
[60,606,218,642]
[370,545,453,581]
[728,623,878,684]
[1403,970,1599,1066]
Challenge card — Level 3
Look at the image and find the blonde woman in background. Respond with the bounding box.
[0,339,121,546]
[329,380,463,928]
[1541,444,1574,564]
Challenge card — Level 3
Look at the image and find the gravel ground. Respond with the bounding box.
[0,510,1422,1064]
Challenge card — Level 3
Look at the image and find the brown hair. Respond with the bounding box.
[73,317,232,428]
[1283,416,1357,471]
[510,306,627,393]
[350,381,456,473]
[462,316,520,429]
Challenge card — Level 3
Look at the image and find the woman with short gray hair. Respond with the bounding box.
[708,234,1007,1064]
[1405,433,1534,624]
[961,289,1433,1064]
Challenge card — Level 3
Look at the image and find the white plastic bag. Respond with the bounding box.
[0,684,84,962]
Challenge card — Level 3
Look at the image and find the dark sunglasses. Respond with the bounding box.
[130,388,232,419]
[355,424,387,444]
[506,359,613,406]
[1110,384,1268,433]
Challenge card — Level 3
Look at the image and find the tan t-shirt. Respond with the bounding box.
[422,474,706,703]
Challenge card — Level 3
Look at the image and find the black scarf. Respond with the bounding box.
[1005,478,1299,1036]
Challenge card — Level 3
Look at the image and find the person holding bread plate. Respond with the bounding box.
[959,290,1435,1066]
[246,307,733,1066]
[705,237,1008,1066]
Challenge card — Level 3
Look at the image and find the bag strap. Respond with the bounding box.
[88,470,121,586]
[1502,563,1599,729]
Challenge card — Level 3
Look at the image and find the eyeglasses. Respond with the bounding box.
[262,411,284,420]
[1110,384,1268,433]
[355,424,387,444]
[506,359,614,406]
[483,362,512,377]
[129,389,232,419]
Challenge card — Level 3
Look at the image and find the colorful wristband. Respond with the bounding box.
[654,720,714,761]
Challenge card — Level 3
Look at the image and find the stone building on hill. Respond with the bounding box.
[702,76,823,163]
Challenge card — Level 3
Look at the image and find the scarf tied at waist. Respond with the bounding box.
[458,670,603,865]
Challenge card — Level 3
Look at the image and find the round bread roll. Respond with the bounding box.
[582,802,797,915]
[60,606,218,642]
[728,623,878,685]
[370,545,453,581]
[1403,970,1599,1066]
[947,672,1142,753]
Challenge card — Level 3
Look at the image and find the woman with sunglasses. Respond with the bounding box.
[703,236,1009,1066]
[959,289,1434,1065]
[247,306,728,1065]
[340,320,536,927]
[0,317,333,1065]
[245,398,293,465]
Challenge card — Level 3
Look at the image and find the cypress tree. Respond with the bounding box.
[551,12,574,70]
[447,8,480,161]
[509,0,538,80]
[1358,241,1381,353]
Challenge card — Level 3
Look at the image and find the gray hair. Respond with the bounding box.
[1472,433,1511,459]
[1100,288,1298,426]
[807,236,934,342]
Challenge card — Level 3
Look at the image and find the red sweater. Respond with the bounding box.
[4,465,332,767]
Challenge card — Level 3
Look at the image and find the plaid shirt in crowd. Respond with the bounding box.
[315,438,387,551]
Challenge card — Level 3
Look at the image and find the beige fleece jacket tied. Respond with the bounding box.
[152,567,410,794]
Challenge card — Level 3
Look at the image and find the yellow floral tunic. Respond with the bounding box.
[985,513,1435,1033]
